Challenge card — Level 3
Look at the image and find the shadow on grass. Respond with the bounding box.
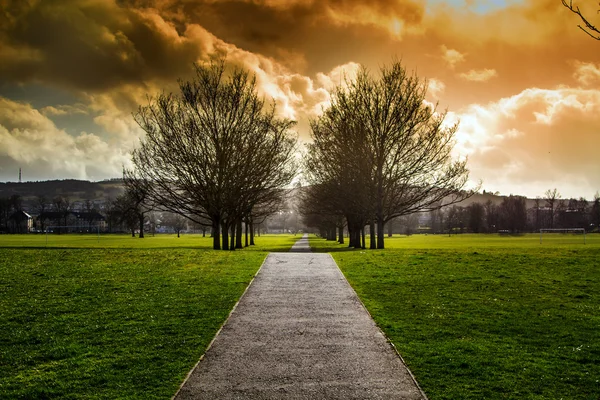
[310,246,363,253]
[0,245,295,252]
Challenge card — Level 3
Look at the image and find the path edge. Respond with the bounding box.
[171,253,272,400]
[327,253,430,400]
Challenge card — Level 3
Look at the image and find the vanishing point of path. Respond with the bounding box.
[174,235,426,399]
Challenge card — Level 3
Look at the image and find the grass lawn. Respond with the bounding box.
[311,234,600,400]
[0,234,297,399]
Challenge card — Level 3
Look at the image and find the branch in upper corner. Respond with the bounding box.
[562,0,600,40]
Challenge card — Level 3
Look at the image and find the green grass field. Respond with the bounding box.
[0,234,297,399]
[311,234,600,399]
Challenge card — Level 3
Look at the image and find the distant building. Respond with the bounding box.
[8,210,33,233]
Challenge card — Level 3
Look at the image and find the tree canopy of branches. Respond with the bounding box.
[113,183,153,238]
[303,60,473,249]
[562,0,600,40]
[128,58,297,250]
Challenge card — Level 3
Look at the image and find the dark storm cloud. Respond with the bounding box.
[0,0,426,91]
[0,0,206,91]
[109,0,425,74]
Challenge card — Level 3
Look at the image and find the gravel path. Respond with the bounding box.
[174,235,426,399]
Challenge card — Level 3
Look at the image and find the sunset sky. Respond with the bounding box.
[1,0,599,199]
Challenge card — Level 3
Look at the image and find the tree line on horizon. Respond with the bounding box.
[302,189,600,240]
[429,190,600,236]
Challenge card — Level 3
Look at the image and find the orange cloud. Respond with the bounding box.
[428,78,446,99]
[459,68,498,82]
[572,61,600,86]
[440,45,466,69]
[450,87,600,198]
[0,0,599,193]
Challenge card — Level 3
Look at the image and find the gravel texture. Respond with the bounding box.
[174,235,426,399]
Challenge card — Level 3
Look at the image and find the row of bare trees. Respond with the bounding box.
[301,60,473,249]
[404,189,600,235]
[124,58,297,250]
[0,195,23,233]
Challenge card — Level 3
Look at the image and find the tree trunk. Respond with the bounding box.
[250,222,255,245]
[138,213,144,239]
[236,219,243,249]
[348,219,361,248]
[376,219,385,249]
[177,230,180,238]
[131,228,135,238]
[221,221,229,250]
[212,218,221,250]
[338,225,344,244]
[388,219,393,237]
[361,226,366,249]
[244,221,249,247]
[230,223,235,250]
[369,220,376,249]
[327,227,336,241]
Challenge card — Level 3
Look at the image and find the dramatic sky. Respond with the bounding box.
[1,0,599,199]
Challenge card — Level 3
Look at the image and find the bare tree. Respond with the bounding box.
[299,183,346,243]
[562,0,600,40]
[52,195,71,233]
[484,200,499,233]
[532,197,542,232]
[82,199,98,232]
[162,212,188,238]
[445,205,465,235]
[34,195,48,232]
[0,196,22,232]
[116,182,153,238]
[304,60,474,249]
[498,195,528,233]
[128,58,297,250]
[544,188,561,229]
[102,198,121,233]
[467,202,485,233]
[398,214,419,236]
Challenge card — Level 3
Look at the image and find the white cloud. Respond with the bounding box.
[41,104,89,116]
[449,87,600,198]
[0,97,131,181]
[428,78,446,98]
[441,45,465,69]
[572,61,600,86]
[459,68,497,82]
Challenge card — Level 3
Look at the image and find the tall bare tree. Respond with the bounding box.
[34,195,48,232]
[544,188,561,229]
[118,180,154,238]
[467,202,485,233]
[304,60,473,249]
[52,195,71,233]
[162,212,188,238]
[128,58,297,250]
[498,195,528,233]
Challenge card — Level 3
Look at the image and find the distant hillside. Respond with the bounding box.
[0,179,125,206]
[454,191,538,209]
[1,179,546,211]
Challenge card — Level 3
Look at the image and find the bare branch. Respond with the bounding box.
[562,0,600,40]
